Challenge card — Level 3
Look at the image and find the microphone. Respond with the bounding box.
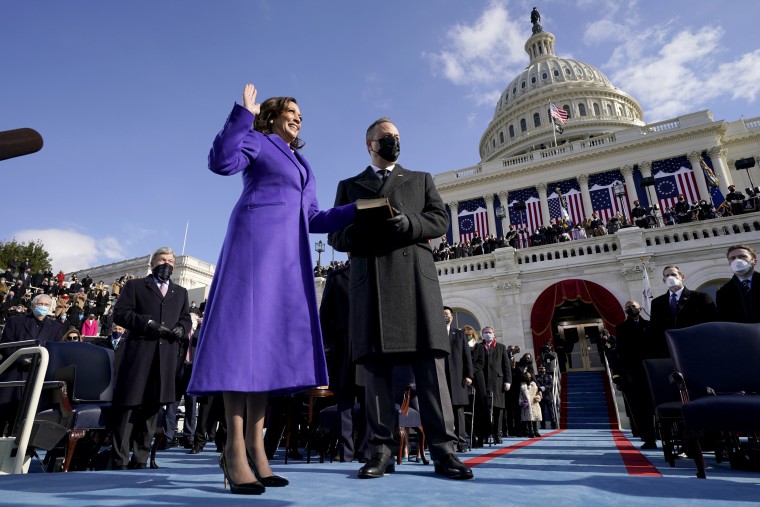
[0,128,44,161]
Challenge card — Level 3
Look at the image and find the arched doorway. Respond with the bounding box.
[530,279,626,371]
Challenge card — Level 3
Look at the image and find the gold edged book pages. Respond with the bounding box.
[355,197,395,224]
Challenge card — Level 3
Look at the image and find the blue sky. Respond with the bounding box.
[2,0,758,273]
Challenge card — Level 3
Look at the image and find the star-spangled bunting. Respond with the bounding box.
[652,156,699,211]
[457,197,489,243]
[547,179,584,225]
[588,170,631,223]
[508,187,542,248]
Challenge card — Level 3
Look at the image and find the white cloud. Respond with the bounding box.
[12,229,125,273]
[424,0,527,94]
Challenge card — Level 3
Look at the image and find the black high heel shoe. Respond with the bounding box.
[219,454,265,495]
[247,454,289,487]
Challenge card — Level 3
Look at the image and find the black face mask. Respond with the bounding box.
[626,307,640,317]
[152,263,173,282]
[376,136,400,163]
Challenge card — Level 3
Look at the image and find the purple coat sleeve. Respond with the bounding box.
[308,200,355,234]
[208,103,261,176]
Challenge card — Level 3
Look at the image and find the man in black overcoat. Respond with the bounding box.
[716,244,760,323]
[615,300,657,448]
[649,265,717,358]
[0,294,64,435]
[320,261,368,462]
[471,326,511,445]
[328,118,472,480]
[443,306,473,452]
[109,247,191,469]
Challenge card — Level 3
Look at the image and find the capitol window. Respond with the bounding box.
[521,81,526,89]
[499,131,505,144]
[565,68,571,75]
[553,69,559,77]
[509,125,515,138]
[513,86,517,94]
[531,76,536,83]
[578,103,587,117]
[563,105,571,118]
[533,113,541,127]
[542,72,548,79]
[593,103,600,116]
[520,118,527,132]
[606,104,613,116]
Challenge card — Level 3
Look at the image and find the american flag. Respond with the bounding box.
[547,179,585,225]
[652,156,699,211]
[508,187,543,247]
[588,170,632,223]
[457,198,489,243]
[549,102,568,125]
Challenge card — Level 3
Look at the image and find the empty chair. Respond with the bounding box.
[666,322,760,478]
[642,358,684,466]
[35,341,115,472]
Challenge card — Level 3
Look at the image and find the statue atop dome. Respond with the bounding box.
[531,7,543,34]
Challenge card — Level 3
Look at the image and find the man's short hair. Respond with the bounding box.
[662,265,684,277]
[149,247,175,268]
[32,293,52,306]
[443,306,453,313]
[726,244,757,261]
[366,117,394,141]
[481,326,493,333]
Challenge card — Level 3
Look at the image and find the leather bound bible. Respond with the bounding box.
[355,197,395,224]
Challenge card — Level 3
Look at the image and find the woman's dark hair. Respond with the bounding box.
[253,97,305,149]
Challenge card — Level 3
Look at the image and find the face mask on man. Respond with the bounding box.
[112,332,123,340]
[32,305,49,317]
[731,259,753,276]
[376,136,400,163]
[625,307,640,317]
[665,275,681,289]
[152,263,173,282]
[482,332,494,342]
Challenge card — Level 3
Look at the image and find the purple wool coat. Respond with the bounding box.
[187,103,355,395]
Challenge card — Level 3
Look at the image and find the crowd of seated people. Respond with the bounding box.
[430,193,755,257]
[313,260,348,278]
[0,263,139,337]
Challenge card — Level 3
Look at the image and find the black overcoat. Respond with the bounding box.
[716,272,760,323]
[319,264,354,392]
[472,341,511,409]
[111,276,191,407]
[649,287,717,358]
[328,165,450,362]
[446,327,473,406]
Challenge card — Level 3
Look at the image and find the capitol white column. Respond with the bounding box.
[621,164,637,208]
[498,191,511,229]
[639,161,653,178]
[688,151,711,202]
[577,174,592,219]
[449,201,460,243]
[708,146,733,196]
[537,182,551,226]
[484,194,497,237]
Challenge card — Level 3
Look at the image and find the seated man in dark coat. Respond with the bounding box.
[0,294,64,435]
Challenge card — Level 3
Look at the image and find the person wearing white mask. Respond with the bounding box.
[649,265,717,358]
[716,244,760,323]
[471,326,511,446]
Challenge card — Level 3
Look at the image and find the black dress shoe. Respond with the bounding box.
[641,441,657,450]
[149,459,159,469]
[456,444,467,453]
[358,452,395,479]
[494,436,503,444]
[433,453,473,480]
[189,445,204,455]
[127,462,147,470]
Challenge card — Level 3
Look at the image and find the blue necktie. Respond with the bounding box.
[377,169,389,182]
[670,293,678,315]
[741,279,751,294]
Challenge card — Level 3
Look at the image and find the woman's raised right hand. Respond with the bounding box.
[242,83,260,116]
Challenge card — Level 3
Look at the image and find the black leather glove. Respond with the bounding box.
[170,325,185,340]
[386,213,411,236]
[146,320,163,339]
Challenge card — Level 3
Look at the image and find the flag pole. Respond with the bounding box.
[550,101,558,148]
[181,221,189,256]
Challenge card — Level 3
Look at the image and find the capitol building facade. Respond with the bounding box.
[431,19,760,370]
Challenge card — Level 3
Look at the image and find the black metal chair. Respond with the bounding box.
[642,358,684,466]
[34,341,115,472]
[666,322,760,478]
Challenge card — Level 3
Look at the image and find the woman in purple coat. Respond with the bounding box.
[188,84,354,494]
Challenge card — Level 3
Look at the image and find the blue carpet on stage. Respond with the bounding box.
[1,428,758,506]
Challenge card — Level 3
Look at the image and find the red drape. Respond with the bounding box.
[530,279,626,353]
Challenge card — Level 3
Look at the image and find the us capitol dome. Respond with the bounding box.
[480,21,645,162]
